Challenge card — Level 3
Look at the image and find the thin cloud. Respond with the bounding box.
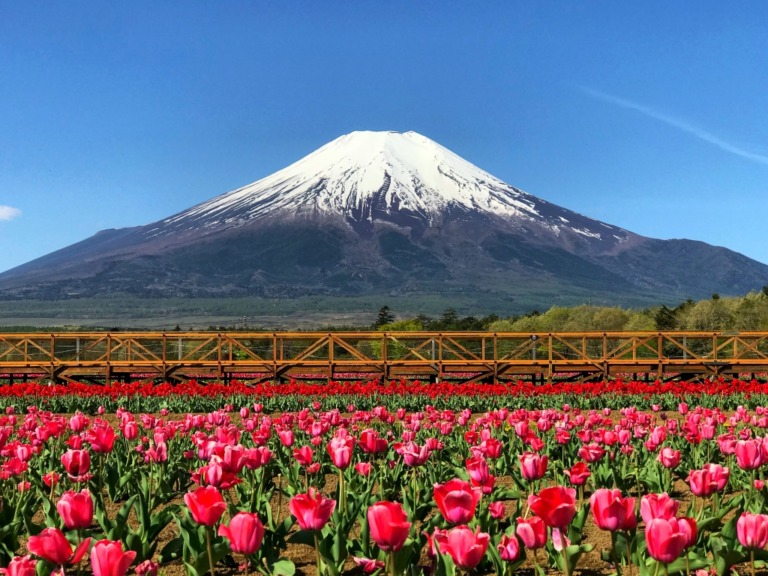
[0,206,21,221]
[582,87,768,166]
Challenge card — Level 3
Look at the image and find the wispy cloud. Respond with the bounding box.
[582,87,768,166]
[0,206,21,221]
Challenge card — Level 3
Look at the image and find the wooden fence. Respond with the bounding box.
[1,331,767,385]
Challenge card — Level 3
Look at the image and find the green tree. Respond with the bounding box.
[373,306,395,328]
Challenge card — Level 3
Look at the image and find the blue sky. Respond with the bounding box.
[2,2,767,275]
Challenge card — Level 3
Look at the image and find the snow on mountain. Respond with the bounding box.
[146,130,628,243]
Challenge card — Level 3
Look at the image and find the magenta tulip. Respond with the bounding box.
[218,512,265,555]
[27,527,91,567]
[90,540,137,576]
[516,516,547,549]
[645,517,690,563]
[0,556,36,576]
[289,488,336,531]
[590,489,637,531]
[435,525,490,570]
[519,452,548,481]
[433,479,482,524]
[56,489,94,530]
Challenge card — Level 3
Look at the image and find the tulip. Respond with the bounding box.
[327,434,354,470]
[489,501,506,520]
[516,516,547,549]
[645,517,689,564]
[640,492,680,524]
[519,452,548,482]
[218,512,265,555]
[498,534,520,562]
[293,446,313,466]
[90,540,137,576]
[433,479,482,524]
[0,556,36,576]
[564,461,591,486]
[61,449,90,480]
[736,439,763,471]
[528,485,576,530]
[27,527,91,568]
[184,486,227,526]
[657,447,681,469]
[134,560,159,576]
[465,456,495,494]
[590,489,636,532]
[434,525,490,570]
[289,488,336,531]
[737,512,768,549]
[367,501,411,552]
[57,489,94,531]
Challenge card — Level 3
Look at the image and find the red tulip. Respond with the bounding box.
[640,492,679,524]
[358,429,388,454]
[737,512,768,549]
[528,486,577,529]
[90,540,137,576]
[218,512,265,555]
[645,517,689,563]
[0,556,36,576]
[687,464,730,497]
[519,452,548,482]
[27,527,91,567]
[367,501,411,552]
[564,462,591,486]
[293,446,314,467]
[516,516,547,549]
[433,479,482,524]
[184,486,227,526]
[57,489,94,530]
[85,421,116,453]
[289,488,336,531]
[435,525,490,570]
[590,489,636,532]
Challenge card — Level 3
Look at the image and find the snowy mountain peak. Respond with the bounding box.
[157,130,546,233]
[151,130,631,247]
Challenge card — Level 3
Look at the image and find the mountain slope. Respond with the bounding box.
[0,130,766,310]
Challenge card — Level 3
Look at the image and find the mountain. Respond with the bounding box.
[1,130,766,313]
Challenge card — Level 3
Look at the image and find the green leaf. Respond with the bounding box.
[267,558,296,576]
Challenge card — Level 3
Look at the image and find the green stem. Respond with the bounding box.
[314,532,325,576]
[561,543,571,576]
[389,549,397,576]
[206,526,216,576]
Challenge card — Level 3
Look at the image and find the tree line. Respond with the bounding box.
[373,287,768,332]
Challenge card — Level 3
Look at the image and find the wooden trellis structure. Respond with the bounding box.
[0,331,767,385]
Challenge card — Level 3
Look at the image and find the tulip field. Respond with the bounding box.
[4,377,768,576]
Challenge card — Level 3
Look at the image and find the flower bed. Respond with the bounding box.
[3,381,768,575]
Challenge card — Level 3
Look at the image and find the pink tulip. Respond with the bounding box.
[640,493,679,524]
[465,456,495,493]
[289,488,336,531]
[498,534,521,562]
[737,512,768,549]
[433,479,482,524]
[516,516,547,549]
[435,525,490,570]
[657,447,681,469]
[645,517,690,563]
[519,452,548,481]
[0,556,36,576]
[590,489,637,531]
[61,449,90,479]
[90,540,137,576]
[218,512,265,555]
[327,434,354,470]
[736,439,763,471]
[57,489,94,530]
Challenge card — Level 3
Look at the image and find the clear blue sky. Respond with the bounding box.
[2,2,767,274]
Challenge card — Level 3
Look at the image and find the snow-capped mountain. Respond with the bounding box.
[0,130,766,310]
[143,130,633,252]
